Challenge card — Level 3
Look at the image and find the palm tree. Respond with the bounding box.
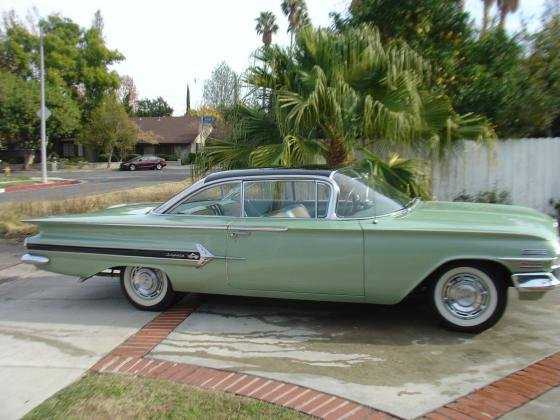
[497,0,520,28]
[255,11,279,47]
[281,0,309,46]
[198,26,493,196]
[481,0,496,35]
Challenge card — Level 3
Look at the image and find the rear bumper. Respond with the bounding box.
[21,253,49,265]
[512,272,559,299]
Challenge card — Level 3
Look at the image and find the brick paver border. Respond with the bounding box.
[90,302,560,419]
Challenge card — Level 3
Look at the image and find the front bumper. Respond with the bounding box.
[512,272,560,299]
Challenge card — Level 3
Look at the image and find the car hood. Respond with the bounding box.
[403,201,558,241]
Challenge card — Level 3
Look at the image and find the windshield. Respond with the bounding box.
[333,168,413,218]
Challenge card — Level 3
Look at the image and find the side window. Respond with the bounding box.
[168,182,241,216]
[243,180,327,218]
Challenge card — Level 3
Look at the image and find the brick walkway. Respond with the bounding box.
[90,302,560,420]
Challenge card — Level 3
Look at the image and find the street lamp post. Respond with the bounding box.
[39,26,48,184]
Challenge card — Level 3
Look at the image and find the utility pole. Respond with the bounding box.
[39,26,48,183]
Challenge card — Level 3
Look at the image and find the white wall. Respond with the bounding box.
[432,138,560,214]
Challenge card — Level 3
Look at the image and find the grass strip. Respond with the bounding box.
[0,180,191,238]
[22,372,309,420]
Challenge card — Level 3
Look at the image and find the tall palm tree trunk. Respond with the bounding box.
[326,137,348,167]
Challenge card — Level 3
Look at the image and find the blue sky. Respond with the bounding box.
[1,0,547,115]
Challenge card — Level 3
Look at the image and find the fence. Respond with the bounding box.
[431,138,560,214]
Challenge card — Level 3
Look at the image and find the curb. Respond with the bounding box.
[90,302,560,419]
[0,179,80,193]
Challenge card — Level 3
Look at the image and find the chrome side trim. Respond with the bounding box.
[23,220,229,230]
[511,272,560,292]
[499,257,555,262]
[228,226,288,232]
[21,254,49,265]
[522,249,548,256]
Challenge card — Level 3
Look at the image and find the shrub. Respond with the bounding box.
[453,190,512,205]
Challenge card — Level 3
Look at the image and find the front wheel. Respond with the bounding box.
[121,266,176,311]
[129,164,136,171]
[156,163,162,170]
[429,264,507,333]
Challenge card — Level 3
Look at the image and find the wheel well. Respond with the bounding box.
[412,259,513,295]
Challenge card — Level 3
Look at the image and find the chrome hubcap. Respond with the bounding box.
[442,274,490,319]
[129,267,164,300]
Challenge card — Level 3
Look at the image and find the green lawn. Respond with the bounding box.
[23,373,309,420]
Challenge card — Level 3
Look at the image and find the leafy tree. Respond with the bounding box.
[202,61,239,109]
[0,71,80,167]
[117,75,138,115]
[341,0,472,93]
[186,84,191,113]
[135,96,173,117]
[523,4,560,135]
[78,95,136,166]
[255,11,279,47]
[0,12,124,119]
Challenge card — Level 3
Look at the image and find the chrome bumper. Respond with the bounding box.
[512,272,560,299]
[21,254,49,265]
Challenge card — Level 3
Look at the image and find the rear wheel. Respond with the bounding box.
[429,263,507,333]
[120,266,176,311]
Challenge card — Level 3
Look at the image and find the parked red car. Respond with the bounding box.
[120,156,166,171]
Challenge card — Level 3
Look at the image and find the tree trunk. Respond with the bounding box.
[23,150,35,170]
[107,148,113,168]
[482,4,490,35]
[326,137,348,167]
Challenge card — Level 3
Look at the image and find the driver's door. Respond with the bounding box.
[226,179,364,298]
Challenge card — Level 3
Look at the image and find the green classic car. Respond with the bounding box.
[22,167,559,332]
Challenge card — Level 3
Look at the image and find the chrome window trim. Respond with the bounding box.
[153,174,338,220]
[163,180,242,216]
[241,178,333,220]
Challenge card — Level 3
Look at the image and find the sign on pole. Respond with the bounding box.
[37,107,51,120]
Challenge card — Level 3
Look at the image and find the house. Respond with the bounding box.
[132,116,227,159]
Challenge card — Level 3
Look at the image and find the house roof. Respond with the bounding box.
[131,116,227,145]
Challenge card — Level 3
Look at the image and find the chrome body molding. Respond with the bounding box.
[21,254,49,265]
[521,249,548,256]
[511,272,560,299]
[229,226,289,232]
[22,219,229,230]
[499,256,556,262]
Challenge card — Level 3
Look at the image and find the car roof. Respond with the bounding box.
[204,168,334,183]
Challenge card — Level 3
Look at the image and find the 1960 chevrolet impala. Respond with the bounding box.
[22,167,560,332]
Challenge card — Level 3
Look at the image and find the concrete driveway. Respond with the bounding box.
[149,293,560,419]
[0,261,156,419]
[0,247,558,419]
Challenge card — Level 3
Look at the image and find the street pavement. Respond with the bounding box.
[0,167,191,203]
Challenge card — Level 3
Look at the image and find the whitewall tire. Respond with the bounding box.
[429,264,507,333]
[121,266,175,311]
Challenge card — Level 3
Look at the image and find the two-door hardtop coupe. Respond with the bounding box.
[22,167,560,332]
